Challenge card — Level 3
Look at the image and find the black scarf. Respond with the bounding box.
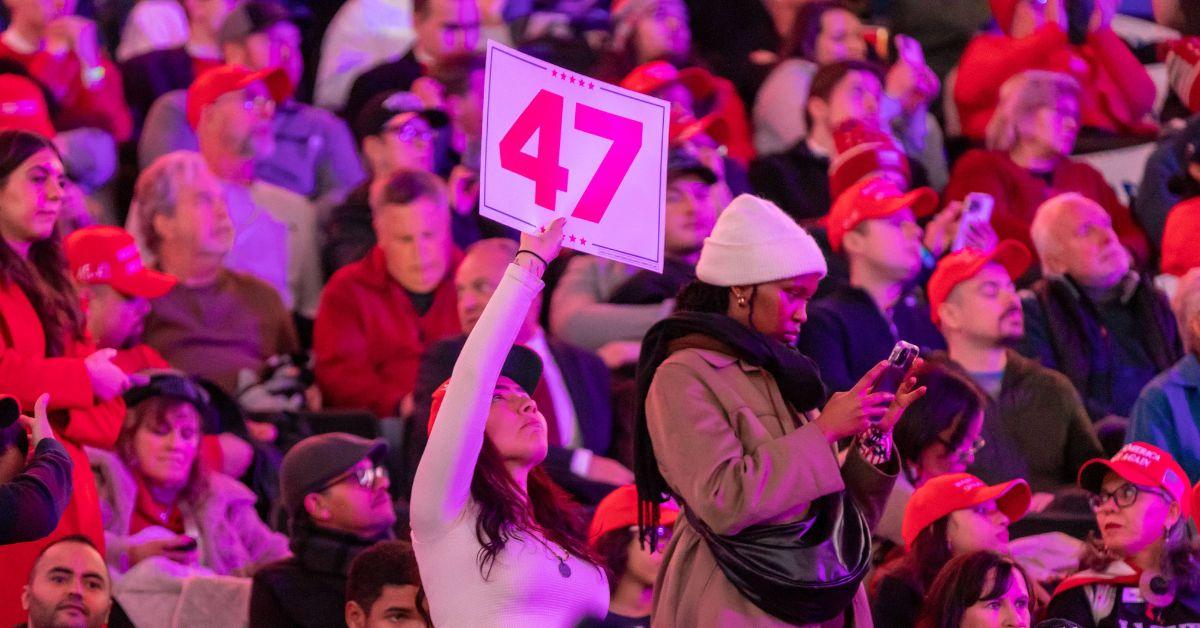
[633,311,827,546]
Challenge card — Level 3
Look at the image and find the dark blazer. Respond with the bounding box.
[342,50,422,126]
[405,333,617,503]
[120,46,195,137]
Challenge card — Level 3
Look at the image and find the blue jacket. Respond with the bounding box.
[1128,353,1200,482]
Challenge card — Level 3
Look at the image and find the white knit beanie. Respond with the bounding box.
[695,194,828,287]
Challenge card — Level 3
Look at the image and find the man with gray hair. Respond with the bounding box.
[1021,193,1181,448]
[1127,269,1200,481]
[132,150,300,395]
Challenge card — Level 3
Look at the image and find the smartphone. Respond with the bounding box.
[172,537,198,552]
[951,192,994,252]
[873,340,920,396]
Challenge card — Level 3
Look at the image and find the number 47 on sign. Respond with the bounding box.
[480,40,670,273]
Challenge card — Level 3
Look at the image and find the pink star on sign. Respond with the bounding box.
[569,234,577,243]
[561,73,567,81]
[588,82,595,89]
[580,238,587,245]
[569,76,576,85]
[551,70,558,78]
[539,226,546,233]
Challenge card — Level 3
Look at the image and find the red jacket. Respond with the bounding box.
[314,247,462,418]
[0,281,124,627]
[0,36,133,142]
[954,26,1156,140]
[942,149,1150,265]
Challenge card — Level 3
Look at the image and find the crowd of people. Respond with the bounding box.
[3,0,1200,626]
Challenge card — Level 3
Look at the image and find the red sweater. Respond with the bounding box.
[0,36,133,142]
[0,282,124,627]
[954,26,1156,140]
[314,247,463,418]
[942,149,1150,265]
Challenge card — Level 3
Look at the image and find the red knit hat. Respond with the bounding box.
[829,119,911,198]
[1162,198,1200,277]
[990,0,1019,35]
[186,64,291,129]
[588,485,679,545]
[1166,37,1200,114]
[927,240,1032,325]
[0,75,55,138]
[1078,442,1191,517]
[902,473,1031,550]
[826,176,937,253]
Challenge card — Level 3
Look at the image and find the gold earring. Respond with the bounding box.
[734,292,746,307]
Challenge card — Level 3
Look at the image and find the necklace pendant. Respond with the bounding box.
[558,560,572,578]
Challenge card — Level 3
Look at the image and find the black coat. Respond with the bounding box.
[120,46,195,137]
[407,334,618,504]
[342,51,422,125]
[796,284,946,393]
[1020,274,1182,420]
[249,528,380,628]
[0,438,72,545]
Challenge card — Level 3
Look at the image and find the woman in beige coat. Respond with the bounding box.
[635,194,924,627]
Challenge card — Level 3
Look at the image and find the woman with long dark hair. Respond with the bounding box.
[0,129,132,626]
[635,193,924,626]
[410,218,608,625]
[917,551,1036,628]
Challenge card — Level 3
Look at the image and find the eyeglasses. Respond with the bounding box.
[319,464,389,493]
[1088,482,1171,512]
[936,436,986,463]
[384,123,435,144]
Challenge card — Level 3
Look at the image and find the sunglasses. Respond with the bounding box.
[1088,482,1172,512]
[319,464,389,493]
[384,123,435,144]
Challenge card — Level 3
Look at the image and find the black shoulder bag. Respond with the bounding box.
[680,489,872,624]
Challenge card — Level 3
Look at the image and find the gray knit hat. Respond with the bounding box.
[695,194,827,286]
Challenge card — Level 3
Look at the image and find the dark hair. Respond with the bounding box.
[0,130,84,357]
[917,551,1036,628]
[872,517,953,598]
[369,168,448,214]
[115,395,208,504]
[594,527,635,594]
[894,362,986,473]
[0,422,29,459]
[29,534,106,584]
[781,1,850,60]
[805,59,884,129]
[470,438,599,579]
[674,280,730,314]
[431,53,486,98]
[346,540,428,623]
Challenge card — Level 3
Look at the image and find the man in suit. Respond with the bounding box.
[406,238,631,504]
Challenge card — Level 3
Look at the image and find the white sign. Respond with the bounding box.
[480,40,670,272]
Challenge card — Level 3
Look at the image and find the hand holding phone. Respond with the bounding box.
[951,193,994,252]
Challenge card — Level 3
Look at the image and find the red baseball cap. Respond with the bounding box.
[186,64,291,129]
[0,75,55,139]
[901,473,1031,550]
[826,176,937,253]
[927,240,1032,326]
[1078,442,1191,517]
[1192,481,1200,526]
[588,485,680,545]
[621,60,713,97]
[1161,198,1200,277]
[66,226,177,299]
[829,119,911,198]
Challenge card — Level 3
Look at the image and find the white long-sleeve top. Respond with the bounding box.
[411,263,609,627]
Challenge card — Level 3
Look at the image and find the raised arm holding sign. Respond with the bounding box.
[481,40,670,273]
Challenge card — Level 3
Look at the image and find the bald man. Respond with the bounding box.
[1021,193,1182,444]
[404,238,629,504]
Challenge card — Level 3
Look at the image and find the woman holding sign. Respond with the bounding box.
[635,194,924,626]
[410,218,609,626]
